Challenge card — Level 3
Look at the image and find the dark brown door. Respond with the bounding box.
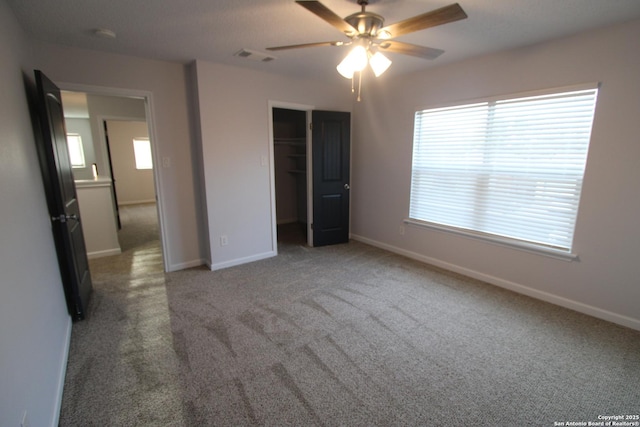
[33,70,92,320]
[312,110,351,246]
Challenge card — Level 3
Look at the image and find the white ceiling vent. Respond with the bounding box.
[234,49,276,62]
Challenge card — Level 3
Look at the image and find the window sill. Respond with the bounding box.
[403,219,578,262]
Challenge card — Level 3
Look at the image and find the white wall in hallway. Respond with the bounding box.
[107,120,155,205]
[85,94,146,181]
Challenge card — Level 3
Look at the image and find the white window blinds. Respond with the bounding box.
[409,86,598,253]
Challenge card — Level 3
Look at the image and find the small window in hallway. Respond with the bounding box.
[133,138,153,169]
[66,133,85,168]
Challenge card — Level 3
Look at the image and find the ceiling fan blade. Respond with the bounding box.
[266,41,345,51]
[377,41,444,60]
[378,3,467,39]
[296,1,358,36]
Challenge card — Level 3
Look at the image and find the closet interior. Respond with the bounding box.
[273,108,307,244]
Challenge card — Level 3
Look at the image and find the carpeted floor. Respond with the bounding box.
[116,202,160,253]
[59,220,640,426]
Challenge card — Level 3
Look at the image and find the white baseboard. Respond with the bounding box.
[118,199,156,206]
[211,250,277,271]
[168,258,206,272]
[87,248,121,259]
[351,234,640,332]
[51,317,72,427]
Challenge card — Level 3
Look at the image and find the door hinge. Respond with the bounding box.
[311,223,314,230]
[309,122,313,131]
[51,214,78,223]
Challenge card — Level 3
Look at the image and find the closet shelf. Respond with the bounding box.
[274,137,306,145]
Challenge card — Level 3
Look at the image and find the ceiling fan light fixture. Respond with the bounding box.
[336,60,355,79]
[369,51,392,76]
[336,45,368,79]
[349,45,369,71]
[274,1,468,98]
[376,29,392,40]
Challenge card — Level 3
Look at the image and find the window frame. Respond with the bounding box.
[406,83,599,261]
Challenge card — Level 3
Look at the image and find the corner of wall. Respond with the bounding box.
[186,61,211,265]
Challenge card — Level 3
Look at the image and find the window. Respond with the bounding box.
[66,133,85,168]
[409,85,598,258]
[133,138,153,170]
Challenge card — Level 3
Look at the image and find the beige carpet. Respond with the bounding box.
[59,222,640,426]
[116,202,160,253]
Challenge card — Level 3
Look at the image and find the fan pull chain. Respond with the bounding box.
[357,70,362,102]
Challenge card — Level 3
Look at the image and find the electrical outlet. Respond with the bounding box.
[220,235,228,246]
[399,225,405,235]
[21,411,29,427]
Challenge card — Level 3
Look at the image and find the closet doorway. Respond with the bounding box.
[272,106,310,246]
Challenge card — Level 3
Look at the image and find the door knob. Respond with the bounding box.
[344,183,350,190]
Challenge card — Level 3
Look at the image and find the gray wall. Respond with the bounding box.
[3,0,640,424]
[0,1,70,426]
[193,60,353,270]
[350,18,640,329]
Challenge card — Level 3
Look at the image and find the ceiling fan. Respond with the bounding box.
[267,0,467,85]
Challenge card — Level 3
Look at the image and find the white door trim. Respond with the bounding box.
[267,100,315,250]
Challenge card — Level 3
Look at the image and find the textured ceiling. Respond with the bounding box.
[8,0,640,82]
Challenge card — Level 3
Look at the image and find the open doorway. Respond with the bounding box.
[104,119,158,252]
[60,89,166,270]
[271,105,311,247]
